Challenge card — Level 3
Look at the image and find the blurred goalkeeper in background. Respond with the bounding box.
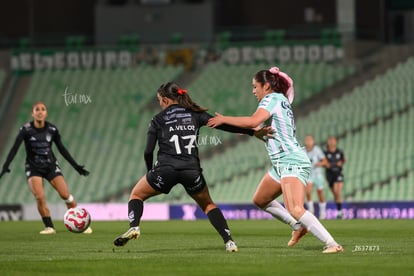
[0,102,91,234]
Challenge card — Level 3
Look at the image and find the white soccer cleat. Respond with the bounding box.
[322,244,344,254]
[39,227,56,234]
[287,226,308,247]
[113,227,140,247]
[225,240,238,252]
[83,227,93,234]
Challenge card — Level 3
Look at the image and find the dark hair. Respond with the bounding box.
[254,70,290,96]
[157,82,207,112]
[32,101,47,110]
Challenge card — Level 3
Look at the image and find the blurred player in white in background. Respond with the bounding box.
[304,134,328,219]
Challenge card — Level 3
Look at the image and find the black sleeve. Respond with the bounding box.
[1,128,24,169]
[53,129,80,168]
[200,112,254,136]
[144,120,157,171]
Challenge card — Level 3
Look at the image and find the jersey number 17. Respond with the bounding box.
[169,134,197,154]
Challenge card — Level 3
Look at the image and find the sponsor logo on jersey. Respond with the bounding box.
[166,107,185,114]
[29,136,37,141]
[169,125,195,132]
[181,117,193,125]
[163,114,176,121]
[165,119,178,125]
[176,113,191,118]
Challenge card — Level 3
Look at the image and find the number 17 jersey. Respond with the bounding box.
[145,104,252,171]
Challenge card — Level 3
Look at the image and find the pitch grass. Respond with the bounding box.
[0,220,413,275]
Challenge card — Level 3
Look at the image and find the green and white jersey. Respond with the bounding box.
[258,93,302,159]
[306,145,325,175]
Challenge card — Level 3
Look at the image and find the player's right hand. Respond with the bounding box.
[0,167,10,178]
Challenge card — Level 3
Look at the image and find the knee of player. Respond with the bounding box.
[252,196,267,209]
[34,194,47,202]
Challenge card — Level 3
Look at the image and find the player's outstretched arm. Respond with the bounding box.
[207,109,270,129]
[0,129,24,178]
[53,131,89,176]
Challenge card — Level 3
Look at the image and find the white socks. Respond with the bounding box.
[299,211,337,246]
[263,200,300,230]
[319,202,327,219]
[306,201,314,214]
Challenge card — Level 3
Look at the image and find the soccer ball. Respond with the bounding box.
[64,207,91,233]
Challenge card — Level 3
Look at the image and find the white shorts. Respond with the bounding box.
[268,151,311,186]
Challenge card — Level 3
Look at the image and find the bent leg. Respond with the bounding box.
[254,173,299,229]
[50,176,77,208]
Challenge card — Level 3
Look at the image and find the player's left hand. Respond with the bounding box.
[75,165,90,176]
[207,112,225,128]
[254,126,274,142]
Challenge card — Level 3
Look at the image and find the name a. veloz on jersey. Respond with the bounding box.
[169,125,195,132]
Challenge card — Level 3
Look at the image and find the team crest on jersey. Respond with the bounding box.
[46,133,52,142]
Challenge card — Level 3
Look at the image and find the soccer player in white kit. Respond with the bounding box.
[304,134,327,219]
[208,67,343,253]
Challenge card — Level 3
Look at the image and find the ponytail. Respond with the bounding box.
[254,67,295,104]
[157,82,208,112]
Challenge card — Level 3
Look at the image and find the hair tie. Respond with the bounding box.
[278,71,294,104]
[269,67,280,74]
[177,88,188,95]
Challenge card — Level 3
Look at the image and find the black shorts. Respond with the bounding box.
[146,164,206,195]
[25,162,63,181]
[326,170,344,188]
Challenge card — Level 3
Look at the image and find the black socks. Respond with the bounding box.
[42,216,54,228]
[207,208,233,243]
[128,199,144,228]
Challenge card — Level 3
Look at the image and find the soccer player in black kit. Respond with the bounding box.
[324,136,345,219]
[0,102,90,234]
[113,82,270,252]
